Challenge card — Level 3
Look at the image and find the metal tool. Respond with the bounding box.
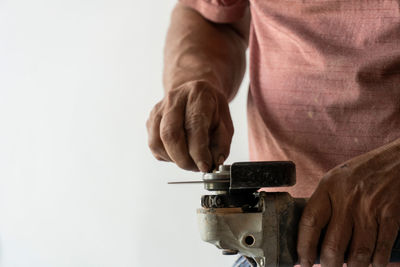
[171,161,400,267]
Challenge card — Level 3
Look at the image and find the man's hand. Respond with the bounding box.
[145,3,248,172]
[297,141,400,267]
[146,80,233,172]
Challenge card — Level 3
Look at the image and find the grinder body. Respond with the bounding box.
[197,162,400,267]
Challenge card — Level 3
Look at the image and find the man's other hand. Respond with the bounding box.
[146,80,234,172]
[297,143,400,267]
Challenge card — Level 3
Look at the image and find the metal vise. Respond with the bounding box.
[197,161,400,267]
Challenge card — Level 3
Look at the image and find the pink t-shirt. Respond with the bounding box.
[180,0,400,198]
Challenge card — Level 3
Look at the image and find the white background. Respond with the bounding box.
[0,0,250,266]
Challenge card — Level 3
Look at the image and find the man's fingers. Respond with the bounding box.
[210,122,232,167]
[160,99,197,171]
[372,219,399,267]
[347,219,377,267]
[320,211,353,267]
[185,90,215,172]
[148,81,233,172]
[147,112,172,162]
[209,97,234,167]
[297,187,331,267]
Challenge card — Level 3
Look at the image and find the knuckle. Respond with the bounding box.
[166,89,180,100]
[297,242,314,258]
[188,82,218,104]
[350,247,373,262]
[148,139,158,151]
[321,240,342,259]
[148,139,163,154]
[148,141,169,162]
[320,173,335,186]
[153,154,166,162]
[149,102,163,118]
[160,126,181,144]
[147,110,162,131]
[154,101,163,109]
[300,210,318,228]
[296,246,307,257]
[164,90,186,108]
[190,80,211,92]
[185,113,209,132]
[189,83,203,96]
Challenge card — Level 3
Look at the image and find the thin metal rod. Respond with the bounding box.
[168,179,229,184]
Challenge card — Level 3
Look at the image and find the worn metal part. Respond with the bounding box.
[203,165,230,191]
[201,193,259,209]
[198,192,305,267]
[198,162,301,267]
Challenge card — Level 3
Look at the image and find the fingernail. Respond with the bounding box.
[198,161,209,172]
[217,155,225,166]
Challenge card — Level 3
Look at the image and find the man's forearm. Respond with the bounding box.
[163,3,248,101]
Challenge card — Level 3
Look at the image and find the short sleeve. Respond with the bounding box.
[179,0,249,23]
